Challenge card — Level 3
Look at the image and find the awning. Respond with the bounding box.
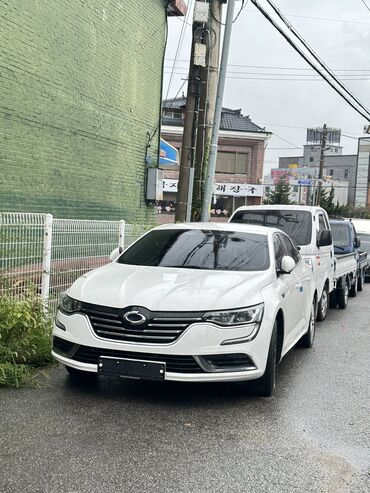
[159,139,179,166]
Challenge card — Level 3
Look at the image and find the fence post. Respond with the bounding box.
[41,214,53,309]
[119,220,125,250]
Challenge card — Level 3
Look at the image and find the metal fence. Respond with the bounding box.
[0,212,150,312]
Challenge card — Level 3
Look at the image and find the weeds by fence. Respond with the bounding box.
[0,212,150,313]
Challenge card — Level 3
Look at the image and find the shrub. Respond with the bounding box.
[0,290,53,388]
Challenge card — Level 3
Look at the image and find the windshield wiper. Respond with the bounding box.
[162,265,211,270]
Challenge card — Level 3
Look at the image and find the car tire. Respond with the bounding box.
[300,298,316,349]
[337,279,349,309]
[358,269,365,292]
[329,291,337,308]
[65,366,97,380]
[316,285,328,322]
[349,276,357,297]
[251,322,277,398]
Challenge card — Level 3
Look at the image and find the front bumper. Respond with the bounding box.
[52,309,273,383]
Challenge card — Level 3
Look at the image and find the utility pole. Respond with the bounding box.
[316,123,327,206]
[201,0,235,221]
[191,0,222,221]
[175,2,207,223]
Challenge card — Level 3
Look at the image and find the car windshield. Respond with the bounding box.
[231,210,312,246]
[330,223,351,248]
[117,229,270,271]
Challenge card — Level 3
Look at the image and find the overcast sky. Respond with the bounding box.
[163,0,370,175]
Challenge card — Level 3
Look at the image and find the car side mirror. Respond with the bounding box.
[354,237,361,248]
[279,256,296,274]
[109,246,123,262]
[317,229,332,247]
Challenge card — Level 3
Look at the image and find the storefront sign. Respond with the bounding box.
[163,180,263,197]
[214,183,263,197]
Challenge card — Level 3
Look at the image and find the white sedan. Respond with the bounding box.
[52,222,316,397]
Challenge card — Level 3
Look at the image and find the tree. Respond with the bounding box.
[265,175,293,204]
[320,185,336,216]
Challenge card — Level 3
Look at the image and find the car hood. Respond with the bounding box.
[68,262,273,311]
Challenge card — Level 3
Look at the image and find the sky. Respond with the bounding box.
[163,0,370,175]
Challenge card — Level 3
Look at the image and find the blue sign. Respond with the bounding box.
[298,179,313,186]
[159,139,179,165]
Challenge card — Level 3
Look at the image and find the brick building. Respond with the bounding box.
[0,0,186,221]
[160,97,270,218]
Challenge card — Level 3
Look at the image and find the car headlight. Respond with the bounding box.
[203,303,264,327]
[58,293,83,314]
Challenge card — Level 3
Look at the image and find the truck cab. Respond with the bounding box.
[229,205,333,321]
[330,219,368,293]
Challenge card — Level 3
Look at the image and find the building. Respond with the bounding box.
[0,0,186,221]
[354,137,370,207]
[160,97,270,218]
[278,128,357,205]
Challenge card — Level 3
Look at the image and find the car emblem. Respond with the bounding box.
[123,310,147,325]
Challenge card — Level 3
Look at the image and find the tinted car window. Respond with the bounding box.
[231,210,312,246]
[280,234,301,264]
[331,223,351,248]
[357,233,370,255]
[118,229,270,271]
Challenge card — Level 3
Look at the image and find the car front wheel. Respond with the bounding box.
[316,285,328,321]
[251,322,277,398]
[300,298,316,348]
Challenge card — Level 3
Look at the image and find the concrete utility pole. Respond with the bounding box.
[316,123,328,206]
[191,0,222,221]
[175,2,207,223]
[200,0,235,222]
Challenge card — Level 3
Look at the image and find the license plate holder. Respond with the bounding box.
[98,356,166,381]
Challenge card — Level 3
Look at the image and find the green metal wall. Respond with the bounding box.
[0,0,166,221]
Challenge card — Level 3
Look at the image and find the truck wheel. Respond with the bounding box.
[300,298,316,348]
[329,291,337,308]
[250,322,277,398]
[337,280,349,309]
[316,285,328,322]
[358,269,365,292]
[349,276,357,297]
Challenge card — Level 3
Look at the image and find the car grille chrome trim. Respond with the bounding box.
[80,302,203,344]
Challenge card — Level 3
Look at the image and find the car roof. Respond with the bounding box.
[152,221,281,237]
[232,204,326,214]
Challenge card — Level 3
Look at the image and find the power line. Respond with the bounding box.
[264,0,370,119]
[243,8,370,25]
[164,70,370,82]
[362,0,370,13]
[165,0,194,100]
[166,59,370,72]
[250,0,370,122]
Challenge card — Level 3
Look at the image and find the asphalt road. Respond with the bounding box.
[1,288,370,493]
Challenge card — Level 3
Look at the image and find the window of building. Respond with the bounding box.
[329,169,334,177]
[216,151,250,174]
[309,157,314,162]
[344,168,349,179]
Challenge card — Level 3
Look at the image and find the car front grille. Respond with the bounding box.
[80,302,203,344]
[72,345,205,373]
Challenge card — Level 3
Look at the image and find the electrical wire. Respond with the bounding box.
[362,0,370,13]
[243,8,370,25]
[166,59,370,72]
[165,0,194,101]
[249,0,370,122]
[211,0,249,26]
[264,0,370,119]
